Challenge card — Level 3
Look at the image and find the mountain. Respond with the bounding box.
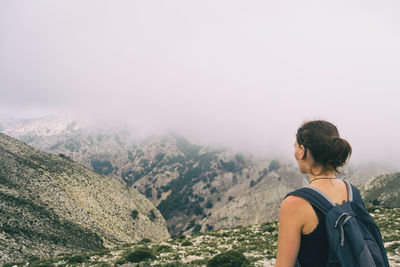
[4,116,395,236]
[343,162,399,186]
[0,133,169,264]
[1,117,308,236]
[361,172,400,207]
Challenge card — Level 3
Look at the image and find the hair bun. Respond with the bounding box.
[331,136,341,145]
[296,120,352,174]
[328,136,351,167]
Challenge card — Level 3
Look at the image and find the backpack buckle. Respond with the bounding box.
[335,213,353,246]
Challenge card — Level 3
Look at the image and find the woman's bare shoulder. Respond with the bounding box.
[280,194,314,218]
[281,194,310,208]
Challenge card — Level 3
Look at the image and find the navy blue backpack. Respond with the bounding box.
[287,180,389,267]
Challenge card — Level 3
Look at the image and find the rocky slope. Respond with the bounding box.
[0,133,169,264]
[361,172,400,207]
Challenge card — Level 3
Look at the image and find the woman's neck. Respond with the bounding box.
[308,170,336,181]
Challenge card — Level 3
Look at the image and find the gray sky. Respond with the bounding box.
[1,0,400,165]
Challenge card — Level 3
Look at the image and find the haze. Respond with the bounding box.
[0,1,399,166]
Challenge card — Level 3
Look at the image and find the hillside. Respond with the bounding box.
[0,133,169,264]
[5,206,400,266]
[361,172,400,207]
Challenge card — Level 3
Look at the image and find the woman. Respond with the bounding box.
[275,120,352,267]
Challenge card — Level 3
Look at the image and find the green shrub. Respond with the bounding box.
[192,224,201,233]
[205,200,213,209]
[145,187,153,198]
[268,159,280,171]
[220,160,236,172]
[28,262,54,267]
[139,238,152,244]
[386,242,400,253]
[91,159,113,175]
[181,240,193,246]
[131,209,139,219]
[207,250,250,267]
[3,263,22,267]
[28,256,41,262]
[58,153,71,160]
[148,209,157,221]
[94,249,111,257]
[155,244,173,253]
[18,257,56,267]
[159,261,185,266]
[66,255,89,264]
[124,247,156,263]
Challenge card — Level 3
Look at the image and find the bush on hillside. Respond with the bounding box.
[268,159,280,171]
[91,159,113,175]
[66,255,89,264]
[205,200,213,209]
[207,250,250,267]
[181,240,193,246]
[131,209,139,219]
[154,244,173,254]
[249,180,256,187]
[148,209,157,221]
[122,247,155,263]
[139,238,152,244]
[192,224,201,233]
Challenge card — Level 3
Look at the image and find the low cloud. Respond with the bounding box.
[0,0,399,166]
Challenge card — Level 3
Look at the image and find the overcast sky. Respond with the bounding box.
[0,0,400,165]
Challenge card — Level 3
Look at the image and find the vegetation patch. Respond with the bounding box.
[7,208,400,266]
[119,247,156,264]
[207,250,250,267]
[91,159,113,175]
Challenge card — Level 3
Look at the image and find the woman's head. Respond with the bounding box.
[295,120,352,174]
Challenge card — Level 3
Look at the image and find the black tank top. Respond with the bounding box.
[297,205,329,267]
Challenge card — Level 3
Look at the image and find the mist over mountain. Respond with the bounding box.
[2,1,400,265]
[1,115,397,236]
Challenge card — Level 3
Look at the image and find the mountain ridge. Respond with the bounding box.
[1,116,398,236]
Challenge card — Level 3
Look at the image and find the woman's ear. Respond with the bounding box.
[296,145,306,160]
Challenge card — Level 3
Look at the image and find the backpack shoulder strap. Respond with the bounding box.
[286,186,336,215]
[344,180,365,206]
[343,179,353,201]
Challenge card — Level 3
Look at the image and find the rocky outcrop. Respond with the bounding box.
[361,172,400,207]
[199,165,305,231]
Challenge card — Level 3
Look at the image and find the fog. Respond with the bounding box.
[1,0,400,166]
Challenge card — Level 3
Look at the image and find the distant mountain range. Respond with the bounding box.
[1,116,398,236]
[0,132,169,264]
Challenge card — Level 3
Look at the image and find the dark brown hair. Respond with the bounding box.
[296,120,352,174]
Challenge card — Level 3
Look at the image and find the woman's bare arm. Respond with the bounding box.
[274,196,306,267]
